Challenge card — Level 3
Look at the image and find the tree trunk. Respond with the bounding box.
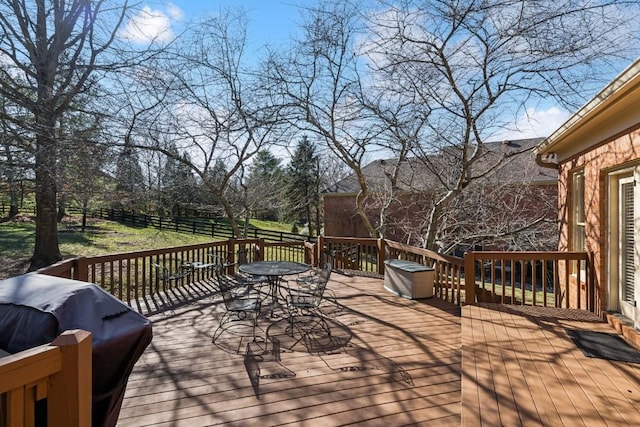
[57,194,66,223]
[29,133,62,271]
[218,195,242,238]
[305,205,313,236]
[351,167,377,238]
[81,207,87,233]
[8,179,18,218]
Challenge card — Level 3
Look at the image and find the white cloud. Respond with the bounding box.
[119,5,182,44]
[166,3,184,21]
[493,106,571,141]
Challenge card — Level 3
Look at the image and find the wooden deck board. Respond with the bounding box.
[118,275,640,426]
[119,273,462,426]
[462,304,640,427]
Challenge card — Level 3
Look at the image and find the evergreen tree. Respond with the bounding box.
[160,143,198,217]
[114,143,146,212]
[286,136,320,235]
[199,159,228,215]
[246,150,284,221]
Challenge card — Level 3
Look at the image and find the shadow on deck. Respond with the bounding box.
[117,273,640,426]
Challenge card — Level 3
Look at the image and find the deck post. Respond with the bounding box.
[305,241,316,266]
[588,251,596,313]
[317,235,325,268]
[464,252,476,305]
[377,239,386,275]
[48,330,92,427]
[74,257,89,282]
[257,239,265,261]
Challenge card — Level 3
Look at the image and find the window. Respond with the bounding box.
[572,170,585,252]
[619,176,635,304]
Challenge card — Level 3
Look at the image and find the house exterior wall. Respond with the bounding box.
[323,192,432,241]
[323,194,372,238]
[556,123,640,311]
[324,182,557,250]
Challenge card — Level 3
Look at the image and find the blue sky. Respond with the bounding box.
[122,1,637,142]
[181,0,307,48]
[122,1,310,53]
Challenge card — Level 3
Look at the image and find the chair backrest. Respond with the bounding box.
[309,264,332,301]
[320,249,336,269]
[213,264,236,308]
[319,263,332,281]
[152,263,170,280]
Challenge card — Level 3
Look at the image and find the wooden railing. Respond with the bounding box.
[36,237,594,312]
[7,240,596,427]
[261,240,309,264]
[464,251,596,312]
[319,236,384,273]
[317,237,465,305]
[385,240,465,306]
[38,240,283,307]
[0,330,92,427]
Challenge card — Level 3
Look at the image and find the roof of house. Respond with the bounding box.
[325,137,556,194]
[535,58,640,161]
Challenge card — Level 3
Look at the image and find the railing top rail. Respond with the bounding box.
[66,241,243,264]
[323,236,379,244]
[233,239,261,245]
[262,241,306,247]
[37,258,77,276]
[385,240,464,266]
[0,345,61,393]
[467,251,589,261]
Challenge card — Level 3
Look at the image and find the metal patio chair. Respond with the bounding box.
[209,252,268,295]
[285,264,339,326]
[212,265,262,345]
[291,263,339,313]
[152,262,191,288]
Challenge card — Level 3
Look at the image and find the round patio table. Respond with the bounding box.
[239,261,310,317]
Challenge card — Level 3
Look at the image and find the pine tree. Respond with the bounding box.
[286,136,320,235]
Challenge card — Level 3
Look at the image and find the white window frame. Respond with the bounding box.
[572,170,585,252]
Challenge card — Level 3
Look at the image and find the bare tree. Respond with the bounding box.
[0,0,131,269]
[360,0,639,250]
[123,9,282,238]
[265,1,386,237]
[0,96,32,219]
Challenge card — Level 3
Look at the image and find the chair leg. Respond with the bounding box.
[286,306,301,337]
[212,311,231,344]
[319,291,341,316]
[252,312,258,342]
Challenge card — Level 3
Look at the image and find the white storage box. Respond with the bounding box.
[384,259,434,299]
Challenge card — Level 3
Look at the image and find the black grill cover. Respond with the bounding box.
[0,273,153,427]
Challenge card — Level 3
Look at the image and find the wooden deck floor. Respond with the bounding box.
[462,303,640,426]
[117,273,640,426]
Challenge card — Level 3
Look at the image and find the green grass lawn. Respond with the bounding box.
[0,214,217,278]
[247,218,295,233]
[476,281,557,306]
